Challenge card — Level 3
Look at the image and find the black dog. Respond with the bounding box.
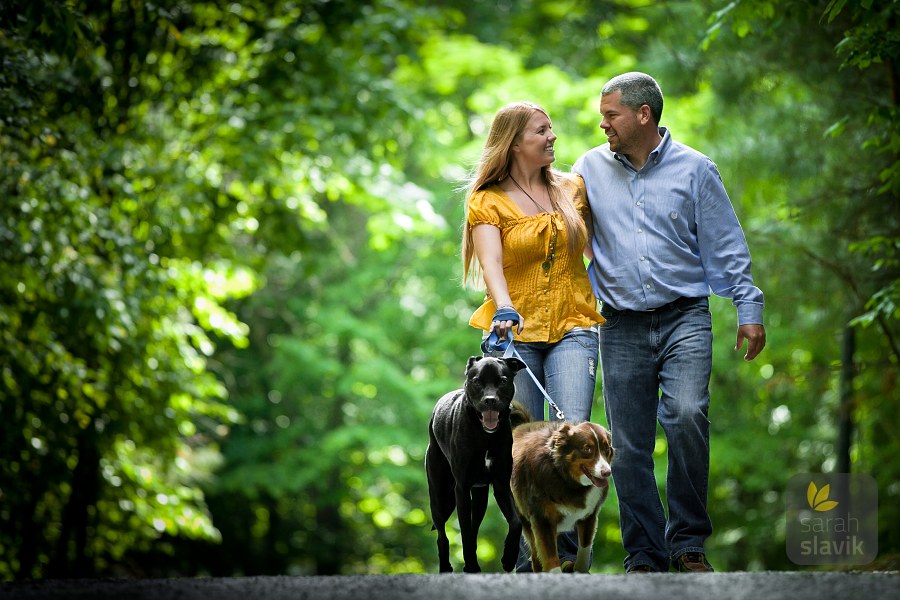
[426,355,526,573]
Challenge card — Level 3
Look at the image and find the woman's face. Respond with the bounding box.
[514,110,557,168]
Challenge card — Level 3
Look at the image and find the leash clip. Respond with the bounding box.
[501,340,567,422]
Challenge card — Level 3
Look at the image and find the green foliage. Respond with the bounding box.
[1,0,897,579]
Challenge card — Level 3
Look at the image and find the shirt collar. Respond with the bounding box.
[613,126,671,171]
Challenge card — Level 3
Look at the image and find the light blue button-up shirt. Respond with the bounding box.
[573,127,764,325]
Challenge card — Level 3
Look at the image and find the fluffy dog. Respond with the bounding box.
[510,404,614,573]
[425,355,526,573]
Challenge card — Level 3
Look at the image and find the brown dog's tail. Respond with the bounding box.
[509,400,533,430]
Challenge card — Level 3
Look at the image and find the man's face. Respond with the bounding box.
[599,90,640,155]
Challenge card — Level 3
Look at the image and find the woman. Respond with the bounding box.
[462,101,602,425]
[461,102,603,572]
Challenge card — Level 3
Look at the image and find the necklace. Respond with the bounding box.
[509,175,551,214]
[508,175,557,273]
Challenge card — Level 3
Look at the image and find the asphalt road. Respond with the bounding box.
[2,572,898,600]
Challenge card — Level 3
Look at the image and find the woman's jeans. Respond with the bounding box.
[486,326,600,570]
[599,296,713,572]
[507,326,599,423]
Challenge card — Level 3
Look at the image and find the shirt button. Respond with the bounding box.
[637,228,643,233]
[640,256,646,261]
[645,284,651,289]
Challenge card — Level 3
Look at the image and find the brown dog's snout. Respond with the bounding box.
[600,463,612,478]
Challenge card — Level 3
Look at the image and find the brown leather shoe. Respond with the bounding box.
[674,552,713,572]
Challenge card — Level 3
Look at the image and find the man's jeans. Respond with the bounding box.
[599,296,713,573]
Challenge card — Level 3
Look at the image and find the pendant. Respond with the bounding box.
[541,260,551,272]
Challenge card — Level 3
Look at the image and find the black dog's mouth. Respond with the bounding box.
[479,410,500,432]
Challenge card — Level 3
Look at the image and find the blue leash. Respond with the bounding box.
[481,308,566,421]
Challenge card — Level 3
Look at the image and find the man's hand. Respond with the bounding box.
[736,324,766,361]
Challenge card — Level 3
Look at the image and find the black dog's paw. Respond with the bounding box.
[463,563,482,574]
[501,555,517,572]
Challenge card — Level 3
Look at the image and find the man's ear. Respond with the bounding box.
[639,104,656,126]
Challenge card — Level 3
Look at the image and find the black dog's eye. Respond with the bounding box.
[500,376,508,384]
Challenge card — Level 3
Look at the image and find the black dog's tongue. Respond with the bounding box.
[480,410,500,431]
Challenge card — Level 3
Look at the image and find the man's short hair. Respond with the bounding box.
[601,72,664,125]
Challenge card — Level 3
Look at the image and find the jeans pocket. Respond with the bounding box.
[564,327,600,351]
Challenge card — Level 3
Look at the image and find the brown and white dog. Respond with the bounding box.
[510,404,614,573]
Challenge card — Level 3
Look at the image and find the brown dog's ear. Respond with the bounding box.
[592,423,610,443]
[550,423,573,453]
[593,424,615,458]
[503,357,527,373]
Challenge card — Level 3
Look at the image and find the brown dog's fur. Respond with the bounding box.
[510,404,614,573]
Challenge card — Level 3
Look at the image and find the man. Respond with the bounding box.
[573,72,766,573]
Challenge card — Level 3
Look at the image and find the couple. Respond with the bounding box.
[461,72,767,574]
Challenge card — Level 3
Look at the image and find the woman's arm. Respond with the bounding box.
[472,223,524,336]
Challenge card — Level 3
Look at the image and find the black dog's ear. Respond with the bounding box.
[466,356,483,374]
[503,357,527,373]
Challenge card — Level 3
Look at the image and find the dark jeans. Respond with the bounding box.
[599,297,713,572]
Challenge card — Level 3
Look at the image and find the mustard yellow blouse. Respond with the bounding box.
[467,175,603,343]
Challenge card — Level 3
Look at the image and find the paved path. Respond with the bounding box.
[1,572,897,600]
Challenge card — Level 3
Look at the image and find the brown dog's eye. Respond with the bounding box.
[583,445,593,455]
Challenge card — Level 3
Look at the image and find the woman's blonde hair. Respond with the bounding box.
[461,101,586,285]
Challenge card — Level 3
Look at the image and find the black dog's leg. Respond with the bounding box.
[426,444,456,573]
[455,483,481,573]
[493,483,522,573]
[471,485,489,540]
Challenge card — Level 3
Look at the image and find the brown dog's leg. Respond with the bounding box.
[531,518,560,573]
[521,521,540,572]
[574,515,598,573]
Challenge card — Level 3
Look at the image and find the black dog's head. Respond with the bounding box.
[463,356,526,433]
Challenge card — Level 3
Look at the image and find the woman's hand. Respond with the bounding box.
[490,309,525,340]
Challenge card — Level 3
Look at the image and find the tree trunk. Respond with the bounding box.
[836,325,855,474]
[49,425,100,577]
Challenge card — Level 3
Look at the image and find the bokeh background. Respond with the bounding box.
[1,0,897,578]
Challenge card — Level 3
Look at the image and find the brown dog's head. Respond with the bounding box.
[550,422,614,488]
[463,356,526,433]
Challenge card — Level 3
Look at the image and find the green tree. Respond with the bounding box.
[2,0,898,579]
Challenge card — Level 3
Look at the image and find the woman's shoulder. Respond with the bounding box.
[553,171,586,199]
[468,185,517,224]
[555,171,584,187]
[469,184,505,201]
[469,185,514,212]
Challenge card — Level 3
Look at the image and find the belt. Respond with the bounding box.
[600,296,704,317]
